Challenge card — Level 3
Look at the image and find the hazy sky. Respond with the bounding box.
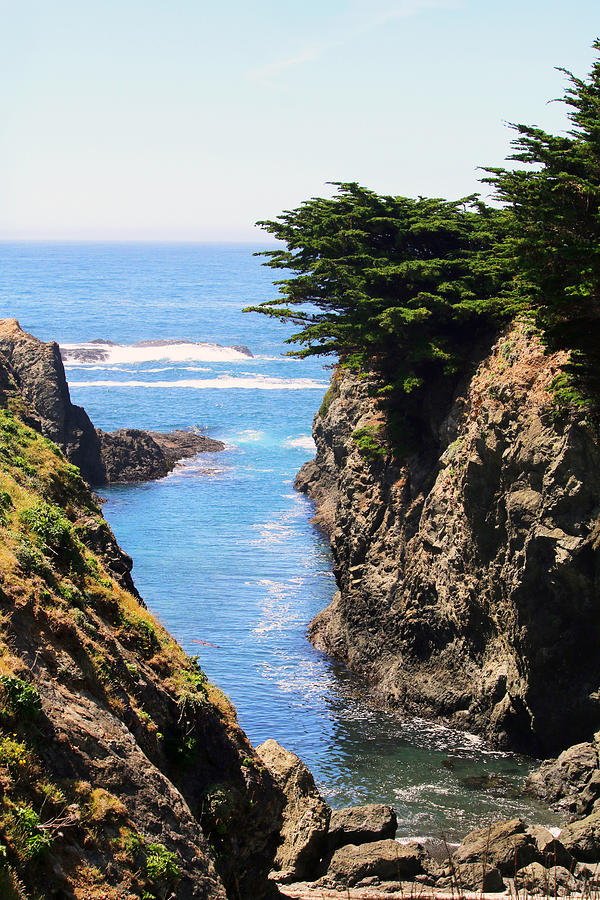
[2,0,599,241]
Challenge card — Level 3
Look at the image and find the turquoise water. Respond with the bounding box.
[0,242,560,839]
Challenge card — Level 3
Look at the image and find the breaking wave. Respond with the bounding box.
[60,339,253,365]
[68,376,328,390]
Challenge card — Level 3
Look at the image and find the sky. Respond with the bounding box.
[1,0,599,242]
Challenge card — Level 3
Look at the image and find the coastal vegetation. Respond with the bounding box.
[247,40,600,447]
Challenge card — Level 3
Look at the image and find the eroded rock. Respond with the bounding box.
[327,803,397,853]
[256,739,330,882]
[324,839,424,887]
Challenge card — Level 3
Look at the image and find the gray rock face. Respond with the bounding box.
[324,839,424,887]
[298,325,600,754]
[256,739,330,882]
[327,804,397,853]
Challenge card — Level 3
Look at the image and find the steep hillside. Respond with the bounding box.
[297,324,600,756]
[0,349,282,897]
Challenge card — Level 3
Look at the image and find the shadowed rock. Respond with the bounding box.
[256,739,330,883]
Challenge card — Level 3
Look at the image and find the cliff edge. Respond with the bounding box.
[297,324,600,755]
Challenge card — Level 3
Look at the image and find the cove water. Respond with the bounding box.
[0,242,560,840]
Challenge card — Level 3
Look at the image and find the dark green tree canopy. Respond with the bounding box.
[484,39,600,396]
[246,185,508,403]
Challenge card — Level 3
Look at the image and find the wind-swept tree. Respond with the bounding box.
[485,40,600,404]
[246,184,509,436]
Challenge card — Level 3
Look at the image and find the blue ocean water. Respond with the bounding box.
[0,242,560,839]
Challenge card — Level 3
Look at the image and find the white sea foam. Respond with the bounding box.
[68,376,327,390]
[60,340,253,365]
[283,435,316,451]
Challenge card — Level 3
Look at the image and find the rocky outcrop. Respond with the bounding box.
[298,324,600,755]
[256,739,330,882]
[97,428,223,483]
[0,350,282,898]
[0,318,106,484]
[0,320,223,485]
[527,735,600,815]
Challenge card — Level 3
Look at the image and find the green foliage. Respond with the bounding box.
[484,40,600,409]
[248,185,508,390]
[123,833,180,889]
[145,842,181,883]
[201,785,235,838]
[9,805,53,860]
[0,736,32,774]
[15,541,52,581]
[21,501,72,553]
[352,426,387,460]
[0,491,13,526]
[120,613,161,660]
[246,184,511,451]
[58,581,85,609]
[176,657,208,711]
[0,677,41,720]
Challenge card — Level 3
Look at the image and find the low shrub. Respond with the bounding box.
[0,676,41,720]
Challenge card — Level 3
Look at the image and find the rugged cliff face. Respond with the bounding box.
[0,351,282,898]
[0,320,224,486]
[297,324,600,756]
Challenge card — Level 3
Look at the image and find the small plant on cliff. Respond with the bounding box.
[352,425,387,460]
[0,676,41,721]
[8,805,54,861]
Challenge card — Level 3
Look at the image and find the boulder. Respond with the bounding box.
[560,808,600,862]
[436,862,505,893]
[515,862,580,895]
[527,824,574,870]
[452,818,539,875]
[324,839,424,887]
[256,739,330,883]
[327,803,397,852]
[527,741,599,811]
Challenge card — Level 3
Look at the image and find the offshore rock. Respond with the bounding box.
[256,739,330,883]
[298,324,600,754]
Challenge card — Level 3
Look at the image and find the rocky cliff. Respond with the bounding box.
[297,323,600,756]
[0,350,282,899]
[0,320,224,486]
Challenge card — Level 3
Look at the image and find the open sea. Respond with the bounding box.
[0,242,560,840]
